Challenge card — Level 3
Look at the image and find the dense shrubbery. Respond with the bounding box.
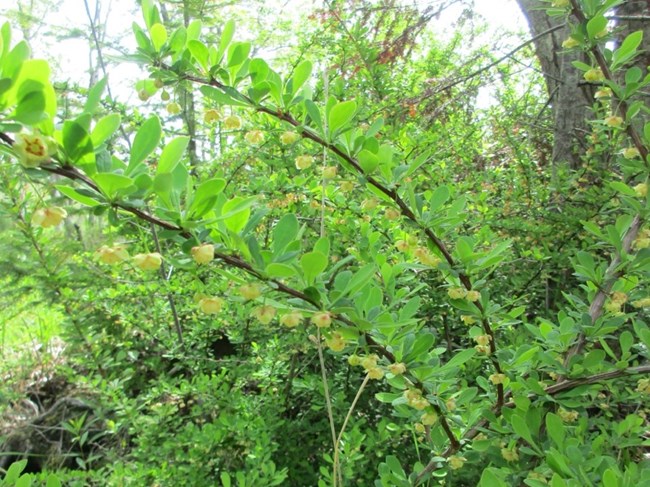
[1,0,649,485]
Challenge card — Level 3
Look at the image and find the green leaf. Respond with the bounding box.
[188,178,226,217]
[94,173,134,199]
[613,31,643,69]
[91,114,121,146]
[221,471,231,487]
[150,23,167,52]
[358,149,379,174]
[586,15,607,39]
[301,251,328,285]
[546,413,565,448]
[479,468,507,487]
[217,20,235,63]
[344,264,376,296]
[56,185,102,207]
[128,116,161,174]
[188,40,209,71]
[289,60,312,97]
[272,213,299,256]
[265,263,296,278]
[227,41,250,67]
[63,121,93,162]
[221,196,252,233]
[328,100,356,134]
[314,237,330,259]
[13,89,45,124]
[200,85,249,107]
[512,414,539,452]
[602,468,619,487]
[158,136,189,174]
[439,348,476,372]
[45,473,61,487]
[4,459,27,483]
[429,185,450,212]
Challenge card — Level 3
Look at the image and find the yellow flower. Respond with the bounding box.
[32,207,67,228]
[421,410,438,425]
[466,290,480,302]
[474,344,490,354]
[414,422,425,434]
[636,378,650,394]
[339,181,355,192]
[448,287,467,300]
[562,37,580,48]
[632,297,650,308]
[594,88,612,99]
[280,131,300,145]
[348,354,362,366]
[461,315,476,325]
[367,367,384,380]
[584,68,604,82]
[13,132,58,168]
[239,283,262,300]
[604,115,623,128]
[280,311,303,327]
[414,247,441,267]
[295,155,314,170]
[395,240,410,252]
[489,373,507,385]
[361,354,379,370]
[321,166,337,179]
[204,109,222,123]
[634,183,648,197]
[445,397,456,411]
[623,147,641,159]
[166,102,181,115]
[557,407,579,422]
[385,208,400,220]
[96,244,129,265]
[448,455,466,470]
[501,446,519,462]
[388,362,407,375]
[326,332,346,352]
[244,130,265,145]
[252,305,276,324]
[191,243,214,264]
[224,115,242,130]
[198,296,224,314]
[361,198,378,211]
[311,311,332,328]
[133,252,163,271]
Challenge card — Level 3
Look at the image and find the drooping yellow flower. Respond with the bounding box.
[252,305,276,324]
[133,252,163,271]
[198,296,224,314]
[191,243,214,264]
[32,207,67,228]
[280,311,303,327]
[224,115,242,130]
[448,287,467,300]
[280,131,300,145]
[244,130,265,145]
[239,283,262,300]
[96,244,129,265]
[388,362,407,375]
[295,155,314,170]
[584,68,604,82]
[204,109,222,123]
[311,311,332,328]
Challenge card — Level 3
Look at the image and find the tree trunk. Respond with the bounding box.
[516,0,596,169]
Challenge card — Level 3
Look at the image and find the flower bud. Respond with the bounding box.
[96,244,129,265]
[191,243,214,264]
[133,252,163,271]
[311,311,332,328]
[280,131,300,145]
[252,305,276,324]
[414,247,440,267]
[160,90,171,101]
[138,89,150,101]
[198,296,224,314]
[295,154,314,170]
[348,354,362,366]
[239,283,262,300]
[166,102,181,115]
[224,115,242,130]
[245,130,265,145]
[395,240,410,252]
[32,207,67,228]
